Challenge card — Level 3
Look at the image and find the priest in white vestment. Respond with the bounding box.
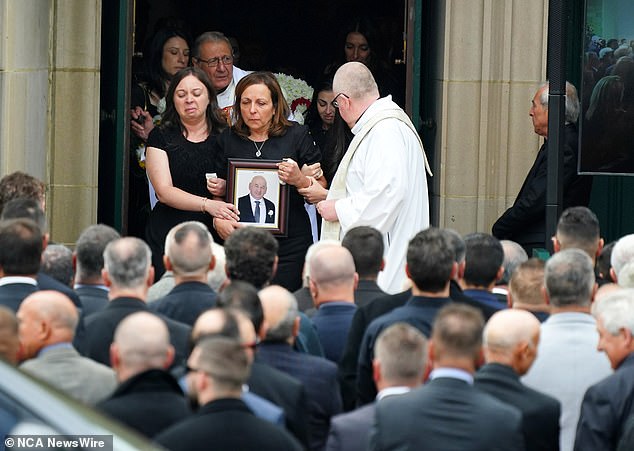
[318,62,431,294]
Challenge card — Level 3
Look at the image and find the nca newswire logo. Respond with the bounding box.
[4,435,112,450]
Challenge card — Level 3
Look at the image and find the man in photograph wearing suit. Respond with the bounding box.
[370,304,524,451]
[238,175,275,224]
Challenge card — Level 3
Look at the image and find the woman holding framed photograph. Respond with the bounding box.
[210,71,323,291]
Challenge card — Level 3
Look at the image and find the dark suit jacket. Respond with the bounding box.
[238,195,275,223]
[311,301,357,363]
[354,280,387,308]
[248,361,310,448]
[151,281,217,326]
[81,297,191,369]
[0,281,37,312]
[475,363,560,451]
[74,285,109,317]
[338,289,411,411]
[155,398,302,451]
[492,124,592,253]
[371,376,525,451]
[327,402,375,451]
[97,369,190,438]
[575,353,634,450]
[257,342,343,451]
[357,296,452,405]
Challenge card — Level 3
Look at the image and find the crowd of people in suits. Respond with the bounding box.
[2,167,634,450]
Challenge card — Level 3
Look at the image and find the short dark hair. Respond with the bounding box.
[161,66,227,138]
[1,198,47,234]
[463,233,504,287]
[0,172,45,216]
[0,219,43,276]
[556,207,601,257]
[217,281,264,335]
[406,228,454,292]
[233,72,291,139]
[342,226,384,278]
[75,224,121,281]
[597,241,616,281]
[224,228,279,289]
[432,303,484,360]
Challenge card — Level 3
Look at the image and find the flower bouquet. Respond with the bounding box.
[275,73,313,125]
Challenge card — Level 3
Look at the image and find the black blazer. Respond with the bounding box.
[155,398,302,451]
[151,281,217,326]
[492,124,592,252]
[248,361,310,448]
[353,280,387,308]
[475,363,561,451]
[74,285,109,317]
[575,353,634,450]
[81,297,191,369]
[97,369,190,438]
[372,376,525,451]
[238,195,275,223]
[257,342,343,451]
[0,282,37,312]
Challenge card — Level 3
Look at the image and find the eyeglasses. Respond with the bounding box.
[195,55,233,68]
[331,93,350,108]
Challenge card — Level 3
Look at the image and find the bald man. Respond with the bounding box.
[317,61,431,294]
[258,285,342,451]
[97,312,190,438]
[17,291,116,405]
[475,309,560,451]
[238,175,275,224]
[192,307,309,447]
[308,245,358,362]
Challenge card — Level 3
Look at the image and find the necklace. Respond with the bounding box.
[253,140,266,157]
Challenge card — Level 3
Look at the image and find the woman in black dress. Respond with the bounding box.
[210,72,324,291]
[145,67,239,279]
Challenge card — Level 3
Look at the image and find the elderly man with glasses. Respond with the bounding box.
[318,62,432,294]
[192,31,251,115]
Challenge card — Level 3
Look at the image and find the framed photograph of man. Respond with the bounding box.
[226,159,289,236]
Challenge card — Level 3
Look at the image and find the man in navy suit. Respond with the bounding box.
[327,323,426,451]
[73,224,121,317]
[575,289,634,450]
[475,309,560,451]
[258,285,343,451]
[238,175,275,224]
[371,304,524,450]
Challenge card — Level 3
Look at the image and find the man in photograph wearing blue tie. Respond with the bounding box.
[238,175,275,224]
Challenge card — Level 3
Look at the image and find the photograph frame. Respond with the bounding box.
[226,158,289,236]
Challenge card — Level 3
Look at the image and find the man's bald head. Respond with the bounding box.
[333,62,379,100]
[17,291,78,360]
[248,176,268,201]
[259,285,298,343]
[111,312,173,380]
[309,246,356,289]
[192,308,240,343]
[483,309,541,375]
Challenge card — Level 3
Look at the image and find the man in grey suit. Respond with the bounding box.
[18,290,116,405]
[370,304,524,451]
[326,322,426,451]
[522,249,612,451]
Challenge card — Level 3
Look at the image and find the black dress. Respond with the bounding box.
[146,126,217,278]
[214,123,321,291]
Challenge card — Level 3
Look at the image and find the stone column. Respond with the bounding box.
[432,0,549,234]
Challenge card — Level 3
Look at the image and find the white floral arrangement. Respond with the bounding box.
[275,73,313,125]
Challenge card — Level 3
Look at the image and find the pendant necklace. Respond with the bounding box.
[253,140,266,158]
